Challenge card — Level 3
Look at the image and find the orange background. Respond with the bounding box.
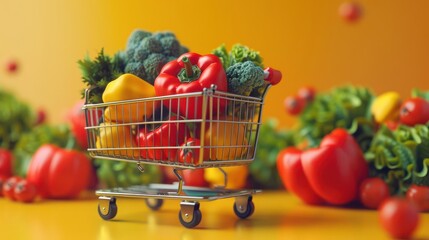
[1,0,428,128]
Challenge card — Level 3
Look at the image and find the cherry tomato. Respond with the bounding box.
[338,2,362,22]
[406,185,429,212]
[399,97,429,126]
[178,138,209,165]
[5,59,18,73]
[359,177,390,209]
[182,169,209,187]
[297,87,316,103]
[36,108,47,125]
[379,198,420,239]
[0,148,13,178]
[14,179,38,203]
[0,175,8,197]
[2,176,22,200]
[284,96,306,116]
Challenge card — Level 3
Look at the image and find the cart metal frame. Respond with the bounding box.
[83,84,270,228]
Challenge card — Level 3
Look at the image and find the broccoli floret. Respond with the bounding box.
[124,62,147,80]
[226,61,265,96]
[124,29,189,84]
[142,53,168,85]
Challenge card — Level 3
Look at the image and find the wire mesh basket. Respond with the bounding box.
[84,84,269,168]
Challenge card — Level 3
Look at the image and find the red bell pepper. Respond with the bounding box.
[301,145,358,205]
[137,116,189,161]
[154,52,228,119]
[26,144,92,199]
[0,148,13,178]
[319,128,368,182]
[67,100,102,150]
[277,128,367,205]
[277,147,325,205]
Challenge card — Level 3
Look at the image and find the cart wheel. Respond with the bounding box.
[98,197,117,220]
[179,201,202,228]
[233,196,255,219]
[145,198,163,211]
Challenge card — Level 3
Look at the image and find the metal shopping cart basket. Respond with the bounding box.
[83,84,271,228]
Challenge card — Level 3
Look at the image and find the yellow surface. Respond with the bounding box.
[1,0,429,127]
[1,191,428,240]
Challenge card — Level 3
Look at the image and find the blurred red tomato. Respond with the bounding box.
[359,177,390,209]
[406,185,429,212]
[399,97,429,126]
[2,176,22,200]
[14,179,38,203]
[284,96,306,116]
[339,2,362,22]
[379,198,420,239]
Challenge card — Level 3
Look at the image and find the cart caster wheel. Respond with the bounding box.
[234,196,255,219]
[98,197,117,220]
[145,198,163,211]
[179,201,202,228]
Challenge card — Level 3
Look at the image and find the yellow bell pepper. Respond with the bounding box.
[204,119,249,160]
[371,91,402,123]
[96,122,139,158]
[102,73,159,123]
[204,166,249,189]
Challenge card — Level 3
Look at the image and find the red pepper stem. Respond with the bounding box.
[182,57,194,78]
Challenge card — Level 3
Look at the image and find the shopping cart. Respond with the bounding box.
[83,84,271,228]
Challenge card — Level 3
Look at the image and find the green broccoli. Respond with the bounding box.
[226,61,265,96]
[212,44,264,70]
[124,29,189,84]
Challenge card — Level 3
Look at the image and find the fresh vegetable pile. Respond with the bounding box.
[78,29,282,190]
[275,86,429,238]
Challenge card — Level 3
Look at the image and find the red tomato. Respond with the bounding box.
[35,108,47,125]
[338,2,362,22]
[379,198,420,239]
[0,148,13,178]
[14,179,38,203]
[2,176,22,200]
[178,138,209,164]
[399,97,429,126]
[359,177,390,209]
[0,175,8,197]
[5,59,18,73]
[284,96,306,116]
[297,87,316,103]
[182,169,209,187]
[276,147,325,205]
[406,185,429,212]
